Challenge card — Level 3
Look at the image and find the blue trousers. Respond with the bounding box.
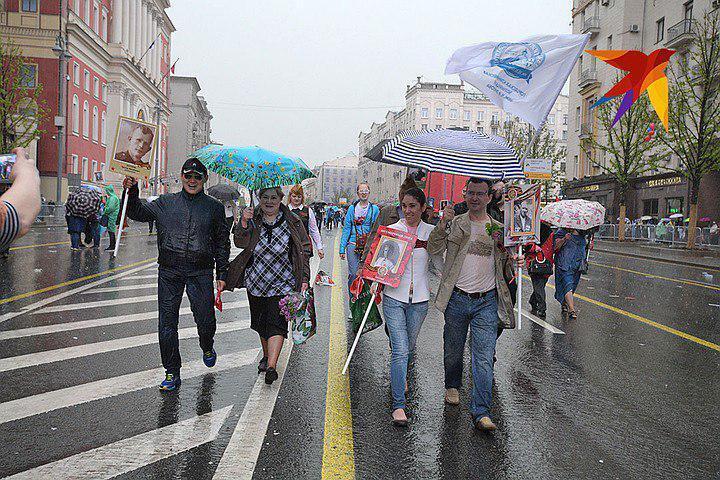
[383,296,429,410]
[443,289,499,420]
[157,267,216,375]
[346,247,360,293]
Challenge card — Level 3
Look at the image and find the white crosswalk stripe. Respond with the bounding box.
[6,406,234,480]
[82,283,157,294]
[32,295,159,314]
[118,274,158,281]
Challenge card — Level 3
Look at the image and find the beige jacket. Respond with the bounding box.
[427,213,516,329]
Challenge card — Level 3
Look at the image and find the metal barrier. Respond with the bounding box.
[33,204,67,227]
[595,223,720,249]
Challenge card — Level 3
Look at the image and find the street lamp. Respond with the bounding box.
[53,34,72,204]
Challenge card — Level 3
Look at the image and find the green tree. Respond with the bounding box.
[502,121,567,202]
[581,93,659,240]
[655,10,720,248]
[0,37,49,152]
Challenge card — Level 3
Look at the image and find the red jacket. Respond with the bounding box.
[525,232,554,276]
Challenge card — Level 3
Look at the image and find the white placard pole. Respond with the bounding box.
[516,244,522,330]
[342,285,377,375]
[113,188,129,257]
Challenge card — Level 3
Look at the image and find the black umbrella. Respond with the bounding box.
[207,184,240,202]
[66,189,102,219]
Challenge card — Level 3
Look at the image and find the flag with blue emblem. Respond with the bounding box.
[446,34,590,129]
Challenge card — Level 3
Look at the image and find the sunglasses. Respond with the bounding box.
[183,172,204,180]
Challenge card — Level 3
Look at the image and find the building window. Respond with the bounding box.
[101,112,106,145]
[92,159,98,175]
[656,18,665,43]
[643,199,659,217]
[73,63,80,85]
[93,77,99,98]
[435,108,443,119]
[72,95,79,134]
[82,101,89,137]
[74,0,80,14]
[101,9,108,40]
[563,114,568,125]
[84,70,90,92]
[101,83,107,103]
[421,123,428,130]
[449,109,458,120]
[21,0,38,12]
[464,110,471,121]
[562,130,568,141]
[575,106,581,129]
[549,130,555,138]
[491,113,498,123]
[548,114,556,125]
[684,1,693,21]
[82,157,88,180]
[435,124,442,129]
[85,0,90,23]
[477,111,484,121]
[607,35,613,50]
[92,106,99,142]
[19,64,37,88]
[478,126,485,134]
[666,197,683,215]
[70,154,79,174]
[93,2,99,32]
[420,107,429,118]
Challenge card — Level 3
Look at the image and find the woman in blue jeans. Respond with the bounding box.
[379,187,435,427]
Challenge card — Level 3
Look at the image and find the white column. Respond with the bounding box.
[151,15,158,80]
[122,0,130,50]
[134,0,142,59]
[128,0,136,57]
[142,2,149,70]
[112,0,122,43]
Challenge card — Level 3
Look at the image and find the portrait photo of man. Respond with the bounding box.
[114,121,155,168]
[513,201,533,233]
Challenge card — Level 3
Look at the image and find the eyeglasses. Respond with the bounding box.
[358,190,370,194]
[183,173,204,180]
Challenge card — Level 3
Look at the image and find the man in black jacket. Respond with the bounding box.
[122,158,230,391]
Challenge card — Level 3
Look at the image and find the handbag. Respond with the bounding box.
[529,257,553,276]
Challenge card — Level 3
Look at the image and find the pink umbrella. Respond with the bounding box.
[541,199,606,230]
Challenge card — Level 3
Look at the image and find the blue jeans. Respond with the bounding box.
[346,246,360,292]
[383,296,429,410]
[70,232,81,249]
[443,289,499,420]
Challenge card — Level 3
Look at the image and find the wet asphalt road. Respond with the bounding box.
[0,226,718,479]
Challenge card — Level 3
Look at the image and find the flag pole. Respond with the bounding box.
[342,284,377,375]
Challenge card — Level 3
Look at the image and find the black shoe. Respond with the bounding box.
[265,367,278,384]
[530,308,538,316]
[258,356,268,373]
[536,311,546,319]
[104,246,114,251]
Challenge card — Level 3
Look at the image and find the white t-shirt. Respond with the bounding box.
[455,220,496,294]
[354,202,369,220]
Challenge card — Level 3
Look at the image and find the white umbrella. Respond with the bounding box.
[641,215,652,221]
[669,213,683,219]
[541,199,606,230]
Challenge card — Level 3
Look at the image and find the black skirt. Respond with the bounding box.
[247,293,288,340]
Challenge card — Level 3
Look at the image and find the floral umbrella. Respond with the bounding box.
[191,145,314,191]
[540,199,606,230]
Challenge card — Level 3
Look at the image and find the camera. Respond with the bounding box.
[0,153,17,181]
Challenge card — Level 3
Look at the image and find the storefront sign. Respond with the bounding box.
[523,158,552,180]
[578,184,600,192]
[642,176,682,188]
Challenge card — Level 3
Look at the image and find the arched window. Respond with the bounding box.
[72,95,79,134]
[92,106,98,142]
[101,111,106,145]
[82,101,89,138]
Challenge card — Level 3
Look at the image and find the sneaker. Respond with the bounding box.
[265,367,279,385]
[258,356,268,373]
[203,349,217,368]
[474,416,497,431]
[159,373,181,391]
[444,388,460,405]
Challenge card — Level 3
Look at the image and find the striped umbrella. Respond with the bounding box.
[380,129,524,180]
[66,188,102,219]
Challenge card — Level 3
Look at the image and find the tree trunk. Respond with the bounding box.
[686,203,699,249]
[618,204,627,241]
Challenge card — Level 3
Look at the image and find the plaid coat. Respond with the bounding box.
[226,204,311,292]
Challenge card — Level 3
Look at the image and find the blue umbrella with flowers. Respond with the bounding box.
[191,144,315,191]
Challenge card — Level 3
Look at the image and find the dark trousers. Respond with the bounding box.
[157,267,217,375]
[529,275,548,314]
[70,232,81,249]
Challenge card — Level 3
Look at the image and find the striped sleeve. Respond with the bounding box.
[0,201,20,250]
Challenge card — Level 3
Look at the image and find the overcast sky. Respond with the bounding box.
[167,1,572,168]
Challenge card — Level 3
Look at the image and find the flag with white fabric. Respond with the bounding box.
[445,34,590,129]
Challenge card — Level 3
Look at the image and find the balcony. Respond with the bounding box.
[666,19,694,49]
[579,123,593,139]
[578,68,599,89]
[582,16,600,35]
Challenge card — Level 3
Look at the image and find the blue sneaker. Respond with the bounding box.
[159,373,181,391]
[203,349,217,368]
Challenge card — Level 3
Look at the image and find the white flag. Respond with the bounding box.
[446,34,590,129]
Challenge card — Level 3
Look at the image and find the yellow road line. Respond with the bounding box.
[9,233,157,251]
[590,261,720,291]
[522,275,720,353]
[0,258,157,305]
[321,236,355,479]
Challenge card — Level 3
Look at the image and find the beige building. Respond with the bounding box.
[359,77,569,203]
[315,154,358,203]
[567,0,704,180]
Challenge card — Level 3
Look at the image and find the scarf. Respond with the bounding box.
[262,211,285,243]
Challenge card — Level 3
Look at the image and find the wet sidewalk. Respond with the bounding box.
[594,240,720,270]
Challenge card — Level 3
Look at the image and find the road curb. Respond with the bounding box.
[593,246,719,270]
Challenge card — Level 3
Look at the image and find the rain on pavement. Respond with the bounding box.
[0,226,718,479]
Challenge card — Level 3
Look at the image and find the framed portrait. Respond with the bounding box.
[361,226,417,288]
[93,170,104,182]
[109,116,158,180]
[504,184,541,247]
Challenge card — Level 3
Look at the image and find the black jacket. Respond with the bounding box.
[125,184,230,280]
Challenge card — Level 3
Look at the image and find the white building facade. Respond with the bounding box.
[359,78,569,203]
[315,154,358,203]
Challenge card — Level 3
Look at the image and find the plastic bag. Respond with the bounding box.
[280,290,317,345]
[349,277,383,335]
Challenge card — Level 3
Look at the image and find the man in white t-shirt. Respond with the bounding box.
[428,177,519,432]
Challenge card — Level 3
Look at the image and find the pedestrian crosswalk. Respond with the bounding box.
[0,254,273,478]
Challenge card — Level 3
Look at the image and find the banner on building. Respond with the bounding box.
[524,158,552,180]
[504,184,541,247]
[109,116,158,180]
[361,226,417,288]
